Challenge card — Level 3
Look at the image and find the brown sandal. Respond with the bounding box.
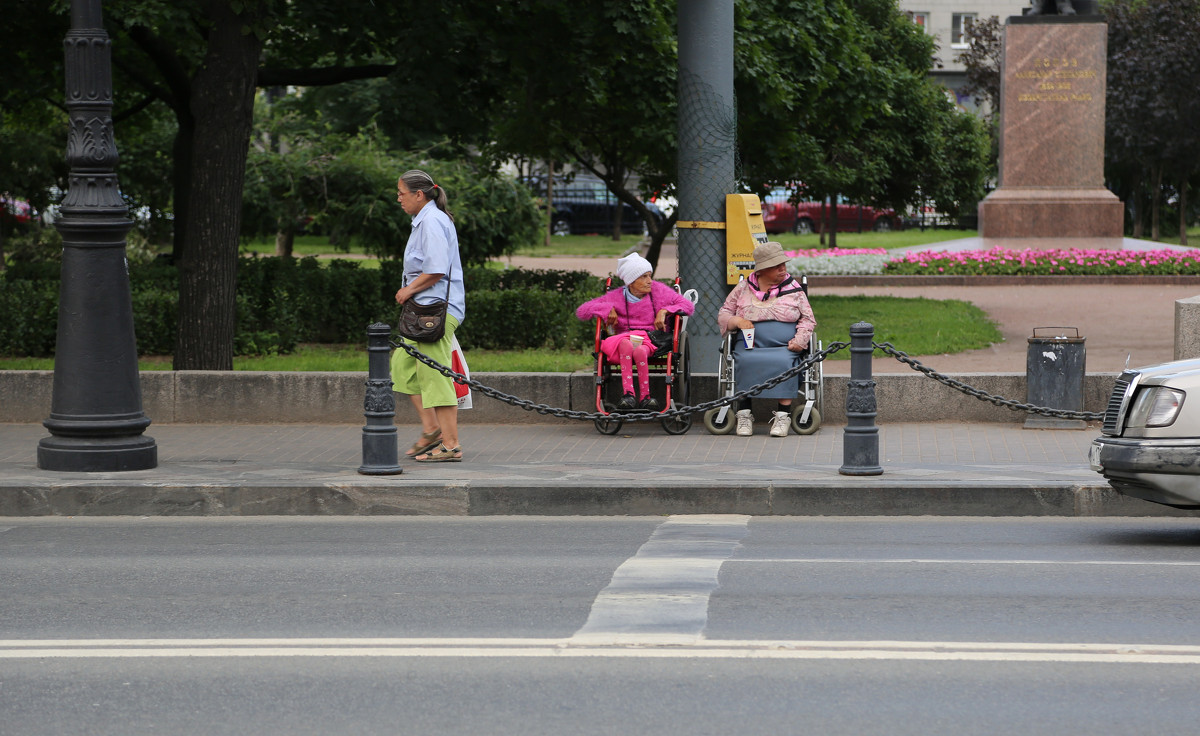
[414,443,463,463]
[405,429,442,458]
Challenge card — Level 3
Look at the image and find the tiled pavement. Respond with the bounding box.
[2,421,1189,517]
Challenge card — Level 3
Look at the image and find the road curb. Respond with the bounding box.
[2,479,1186,518]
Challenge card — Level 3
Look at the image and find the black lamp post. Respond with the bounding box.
[37,0,156,471]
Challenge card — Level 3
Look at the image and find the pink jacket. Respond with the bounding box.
[576,280,695,332]
[717,276,816,348]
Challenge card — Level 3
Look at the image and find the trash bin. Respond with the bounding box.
[1025,326,1086,429]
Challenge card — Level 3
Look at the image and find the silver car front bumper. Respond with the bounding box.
[1090,436,1200,508]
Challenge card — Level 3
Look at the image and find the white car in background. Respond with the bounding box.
[1090,358,1200,508]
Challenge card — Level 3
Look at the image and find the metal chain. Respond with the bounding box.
[385,337,1105,423]
[872,342,1105,421]
[389,338,849,423]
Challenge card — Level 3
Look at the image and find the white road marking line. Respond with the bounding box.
[727,558,1200,567]
[2,639,1200,664]
[571,515,750,644]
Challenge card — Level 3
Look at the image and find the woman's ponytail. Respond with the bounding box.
[400,169,453,222]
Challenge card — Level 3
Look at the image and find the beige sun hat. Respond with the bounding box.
[752,241,789,270]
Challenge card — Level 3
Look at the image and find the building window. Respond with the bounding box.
[907,11,930,31]
[951,13,976,48]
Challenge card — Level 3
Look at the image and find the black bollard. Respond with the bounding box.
[839,322,883,476]
[358,323,403,475]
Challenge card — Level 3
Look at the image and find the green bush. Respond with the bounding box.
[460,288,575,350]
[0,258,604,357]
[0,279,58,356]
[130,288,178,355]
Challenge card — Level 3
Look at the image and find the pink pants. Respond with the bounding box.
[615,339,652,398]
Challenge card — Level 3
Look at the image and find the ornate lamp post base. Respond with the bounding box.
[38,434,157,473]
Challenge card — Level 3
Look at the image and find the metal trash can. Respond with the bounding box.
[1025,326,1086,429]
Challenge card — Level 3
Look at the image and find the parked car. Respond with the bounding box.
[761,190,901,235]
[525,177,664,236]
[1090,358,1200,508]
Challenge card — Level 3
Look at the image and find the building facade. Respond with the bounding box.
[898,0,1030,112]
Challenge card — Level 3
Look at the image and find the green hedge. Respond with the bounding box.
[0,259,604,357]
[0,279,59,356]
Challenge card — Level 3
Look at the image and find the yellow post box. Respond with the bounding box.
[724,193,770,284]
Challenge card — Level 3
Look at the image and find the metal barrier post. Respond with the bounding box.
[358,323,403,475]
[839,322,883,476]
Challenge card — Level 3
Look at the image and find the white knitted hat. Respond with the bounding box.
[616,253,653,285]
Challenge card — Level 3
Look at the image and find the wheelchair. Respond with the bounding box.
[701,273,823,436]
[591,277,699,436]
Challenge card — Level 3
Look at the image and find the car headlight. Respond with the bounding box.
[1125,386,1185,428]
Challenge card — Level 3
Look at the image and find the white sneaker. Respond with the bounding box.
[769,411,790,437]
[735,409,753,436]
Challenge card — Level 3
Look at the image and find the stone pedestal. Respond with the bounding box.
[979,16,1123,240]
[1175,296,1200,361]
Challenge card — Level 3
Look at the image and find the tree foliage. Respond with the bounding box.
[242,112,544,265]
[3,0,997,366]
[736,0,989,242]
[1105,0,1200,242]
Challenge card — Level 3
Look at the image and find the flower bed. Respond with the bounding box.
[786,246,1200,276]
[784,248,890,276]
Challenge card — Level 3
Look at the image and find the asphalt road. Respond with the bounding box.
[4,516,1200,735]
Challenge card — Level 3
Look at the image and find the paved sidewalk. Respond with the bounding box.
[1,421,1189,518]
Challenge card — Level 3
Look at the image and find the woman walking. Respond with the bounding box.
[392,170,466,462]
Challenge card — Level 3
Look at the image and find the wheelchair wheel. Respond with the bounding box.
[792,404,821,435]
[662,334,692,435]
[594,415,623,435]
[662,414,692,435]
[703,406,736,435]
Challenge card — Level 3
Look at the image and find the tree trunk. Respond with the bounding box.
[818,201,827,246]
[1151,166,1162,242]
[172,1,262,370]
[544,163,554,248]
[1180,178,1189,247]
[828,199,839,249]
[275,229,295,257]
[609,166,626,241]
[1131,177,1144,239]
[170,116,194,262]
[643,212,678,273]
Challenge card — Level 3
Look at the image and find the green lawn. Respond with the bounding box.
[812,295,1001,358]
[234,228,981,265]
[509,233,647,258]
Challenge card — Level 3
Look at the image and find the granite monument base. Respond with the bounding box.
[979,186,1124,239]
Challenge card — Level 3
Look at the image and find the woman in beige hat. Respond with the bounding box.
[717,242,816,437]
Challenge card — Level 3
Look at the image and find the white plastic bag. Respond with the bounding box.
[450,334,472,410]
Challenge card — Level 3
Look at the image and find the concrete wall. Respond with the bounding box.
[0,370,1119,425]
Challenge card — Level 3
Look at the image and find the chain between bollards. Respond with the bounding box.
[839,322,883,476]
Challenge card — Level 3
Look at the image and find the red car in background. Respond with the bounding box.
[761,189,901,235]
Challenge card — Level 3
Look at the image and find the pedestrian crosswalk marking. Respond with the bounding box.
[571,514,750,644]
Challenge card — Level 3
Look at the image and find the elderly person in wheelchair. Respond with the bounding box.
[717,241,817,437]
[576,253,696,412]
